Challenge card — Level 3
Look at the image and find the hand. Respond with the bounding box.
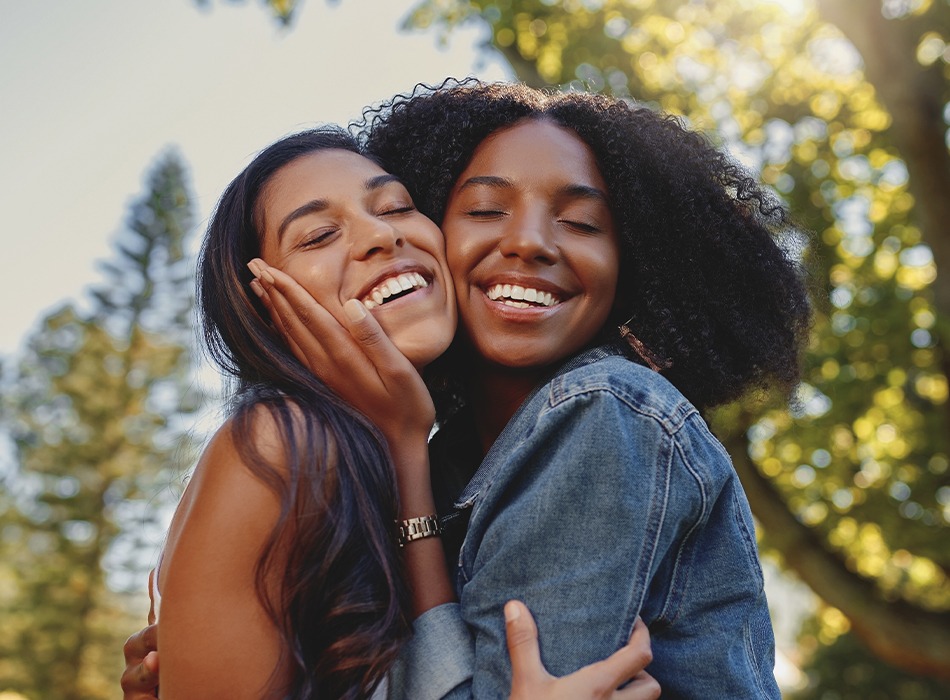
[248,260,436,458]
[506,601,660,700]
[120,624,159,699]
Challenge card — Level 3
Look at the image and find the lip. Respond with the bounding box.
[473,274,572,322]
[353,260,435,303]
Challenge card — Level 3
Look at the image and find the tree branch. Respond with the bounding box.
[720,418,950,680]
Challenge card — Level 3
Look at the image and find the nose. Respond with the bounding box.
[352,214,404,260]
[498,204,558,264]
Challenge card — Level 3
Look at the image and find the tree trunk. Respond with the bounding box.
[817,0,950,322]
[720,418,950,680]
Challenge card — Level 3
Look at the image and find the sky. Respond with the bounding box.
[0,0,510,358]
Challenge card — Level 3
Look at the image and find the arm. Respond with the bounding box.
[156,418,289,699]
[251,260,455,618]
[457,367,779,698]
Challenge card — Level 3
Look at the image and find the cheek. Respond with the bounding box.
[281,258,340,308]
[586,246,621,317]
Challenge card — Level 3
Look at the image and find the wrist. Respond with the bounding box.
[396,514,442,548]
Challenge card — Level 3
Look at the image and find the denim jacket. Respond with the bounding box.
[391,346,780,699]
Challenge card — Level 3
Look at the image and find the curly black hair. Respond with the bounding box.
[359,80,812,410]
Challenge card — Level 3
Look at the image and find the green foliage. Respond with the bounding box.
[403,0,950,683]
[791,625,950,699]
[0,153,202,699]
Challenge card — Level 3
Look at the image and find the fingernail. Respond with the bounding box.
[249,279,265,298]
[247,259,262,276]
[344,298,367,321]
[504,600,521,622]
[258,266,275,284]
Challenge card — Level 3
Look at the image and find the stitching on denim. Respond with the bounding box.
[732,487,765,589]
[743,606,773,698]
[655,433,709,625]
[542,384,690,635]
[546,377,696,435]
[631,424,675,631]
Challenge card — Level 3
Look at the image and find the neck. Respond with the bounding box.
[467,360,548,456]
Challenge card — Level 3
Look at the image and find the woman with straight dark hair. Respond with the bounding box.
[149,126,455,699]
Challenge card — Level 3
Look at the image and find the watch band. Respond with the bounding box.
[397,514,442,548]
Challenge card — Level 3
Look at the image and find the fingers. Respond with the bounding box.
[123,623,158,661]
[506,600,549,689]
[250,259,410,387]
[576,617,653,692]
[120,625,160,696]
[614,672,661,700]
[248,260,337,364]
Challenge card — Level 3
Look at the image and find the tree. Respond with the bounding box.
[0,153,201,699]
[400,0,950,683]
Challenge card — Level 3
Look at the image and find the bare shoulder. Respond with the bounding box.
[156,403,300,697]
[159,401,304,593]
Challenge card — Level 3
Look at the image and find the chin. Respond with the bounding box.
[398,337,453,371]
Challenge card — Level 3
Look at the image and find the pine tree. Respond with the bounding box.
[0,151,203,699]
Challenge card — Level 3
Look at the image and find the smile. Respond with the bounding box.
[485,283,560,308]
[362,272,429,309]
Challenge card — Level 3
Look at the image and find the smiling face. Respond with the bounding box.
[442,119,620,372]
[257,149,456,370]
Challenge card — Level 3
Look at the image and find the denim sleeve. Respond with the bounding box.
[387,602,473,700]
[456,387,703,699]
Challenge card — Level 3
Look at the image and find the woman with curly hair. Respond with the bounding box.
[123,123,655,700]
[125,80,809,698]
[265,81,809,698]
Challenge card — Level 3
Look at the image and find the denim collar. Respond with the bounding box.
[453,344,625,509]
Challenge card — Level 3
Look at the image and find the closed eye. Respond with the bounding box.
[560,219,600,233]
[299,229,339,249]
[467,209,507,218]
[380,204,416,216]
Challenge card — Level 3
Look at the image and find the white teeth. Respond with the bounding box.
[362,272,430,308]
[485,283,559,307]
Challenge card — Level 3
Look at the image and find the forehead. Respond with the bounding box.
[266,149,384,197]
[260,149,386,220]
[460,119,607,189]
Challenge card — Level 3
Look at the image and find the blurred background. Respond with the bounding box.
[0,1,947,698]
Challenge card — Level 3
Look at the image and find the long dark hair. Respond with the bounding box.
[197,127,411,699]
[362,80,812,410]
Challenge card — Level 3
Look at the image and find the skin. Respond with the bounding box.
[122,137,660,699]
[257,149,456,371]
[441,118,621,451]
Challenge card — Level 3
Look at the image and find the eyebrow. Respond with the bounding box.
[456,175,610,205]
[276,173,404,242]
